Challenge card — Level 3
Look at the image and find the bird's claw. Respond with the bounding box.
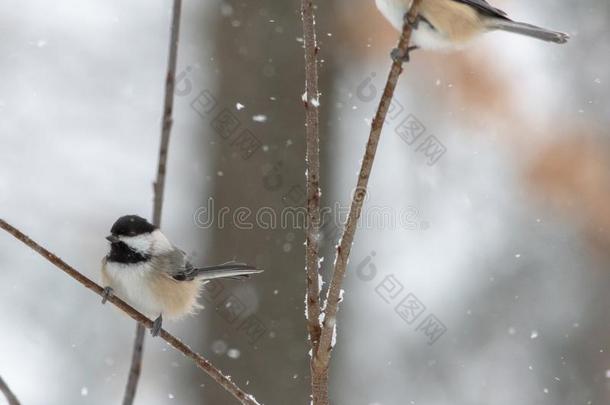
[391,46,419,63]
[151,314,163,337]
[101,287,113,304]
[391,48,408,63]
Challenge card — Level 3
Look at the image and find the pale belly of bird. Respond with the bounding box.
[375,0,487,49]
[101,260,202,319]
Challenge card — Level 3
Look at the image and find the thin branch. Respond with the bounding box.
[313,0,424,379]
[124,0,182,403]
[152,0,181,229]
[122,322,145,405]
[0,219,260,405]
[0,375,20,405]
[301,0,322,359]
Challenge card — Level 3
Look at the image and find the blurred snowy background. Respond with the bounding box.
[1,0,609,404]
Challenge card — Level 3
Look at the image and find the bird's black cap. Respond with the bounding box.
[110,215,156,237]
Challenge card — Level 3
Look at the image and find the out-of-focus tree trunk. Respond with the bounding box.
[201,1,337,402]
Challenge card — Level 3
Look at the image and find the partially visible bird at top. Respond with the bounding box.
[375,0,569,61]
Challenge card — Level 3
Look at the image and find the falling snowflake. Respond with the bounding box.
[227,348,241,359]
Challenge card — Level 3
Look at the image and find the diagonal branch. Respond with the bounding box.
[301,0,322,357]
[0,375,20,405]
[313,0,424,376]
[124,0,182,403]
[0,219,260,405]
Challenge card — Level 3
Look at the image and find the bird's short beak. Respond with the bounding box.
[106,235,120,243]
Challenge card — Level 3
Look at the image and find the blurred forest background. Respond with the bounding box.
[1,0,609,404]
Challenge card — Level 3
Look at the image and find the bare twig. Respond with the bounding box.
[122,322,145,405]
[0,375,20,405]
[152,0,182,228]
[301,0,322,361]
[311,0,424,396]
[123,0,182,403]
[0,219,260,405]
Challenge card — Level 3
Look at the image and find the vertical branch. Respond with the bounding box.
[311,1,424,402]
[153,0,182,228]
[0,375,20,405]
[301,0,325,401]
[122,323,145,405]
[123,1,182,404]
[301,0,322,360]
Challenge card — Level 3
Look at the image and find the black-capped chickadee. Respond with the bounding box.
[376,0,569,60]
[101,215,263,336]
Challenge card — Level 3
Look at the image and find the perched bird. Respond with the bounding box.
[375,0,569,60]
[101,215,263,336]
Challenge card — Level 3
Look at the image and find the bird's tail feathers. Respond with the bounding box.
[192,262,263,280]
[491,20,569,44]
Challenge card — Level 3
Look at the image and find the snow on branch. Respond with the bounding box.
[311,1,425,402]
[301,0,323,363]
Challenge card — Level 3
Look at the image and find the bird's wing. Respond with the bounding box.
[453,0,509,19]
[155,249,197,281]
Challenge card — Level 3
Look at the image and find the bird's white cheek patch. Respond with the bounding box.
[150,230,174,254]
[119,234,152,254]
